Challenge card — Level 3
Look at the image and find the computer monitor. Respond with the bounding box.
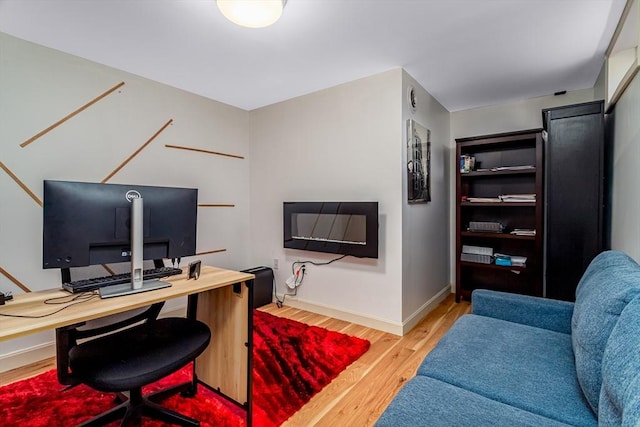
[43,180,198,287]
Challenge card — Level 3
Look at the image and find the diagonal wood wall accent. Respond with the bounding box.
[0,161,42,207]
[196,249,227,256]
[165,144,244,160]
[20,82,125,148]
[0,266,32,293]
[102,119,173,183]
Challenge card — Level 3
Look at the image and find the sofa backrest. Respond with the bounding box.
[598,295,640,425]
[571,251,640,414]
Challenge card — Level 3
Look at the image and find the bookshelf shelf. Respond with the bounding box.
[460,202,536,207]
[455,129,543,302]
[460,168,536,178]
[460,261,526,271]
[460,231,536,241]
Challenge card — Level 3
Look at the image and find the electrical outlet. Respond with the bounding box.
[273,258,279,270]
[286,275,297,289]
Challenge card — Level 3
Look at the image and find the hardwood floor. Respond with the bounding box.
[0,294,471,426]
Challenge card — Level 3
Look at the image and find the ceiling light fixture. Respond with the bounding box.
[217,0,287,28]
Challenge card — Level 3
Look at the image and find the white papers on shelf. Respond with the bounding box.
[467,197,502,203]
[465,194,536,203]
[499,194,536,202]
[510,229,536,236]
[490,165,535,172]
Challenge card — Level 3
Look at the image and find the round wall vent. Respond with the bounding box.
[407,85,417,113]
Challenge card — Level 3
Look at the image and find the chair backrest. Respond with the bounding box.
[56,302,164,386]
[571,251,640,414]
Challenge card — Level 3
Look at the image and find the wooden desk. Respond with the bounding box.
[0,265,255,422]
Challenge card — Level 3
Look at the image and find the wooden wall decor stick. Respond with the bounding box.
[164,144,245,160]
[0,161,43,207]
[102,264,115,276]
[0,266,32,293]
[20,81,126,148]
[198,204,235,208]
[196,249,227,256]
[102,118,173,183]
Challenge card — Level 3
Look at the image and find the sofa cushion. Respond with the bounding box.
[375,376,573,427]
[598,295,640,426]
[572,251,640,414]
[417,314,596,426]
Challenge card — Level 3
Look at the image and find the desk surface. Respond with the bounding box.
[0,266,254,342]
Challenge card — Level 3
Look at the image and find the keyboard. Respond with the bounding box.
[63,267,184,294]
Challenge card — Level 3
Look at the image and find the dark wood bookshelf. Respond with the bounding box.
[455,129,543,302]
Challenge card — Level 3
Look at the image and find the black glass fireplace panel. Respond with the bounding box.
[284,202,378,258]
[292,213,367,245]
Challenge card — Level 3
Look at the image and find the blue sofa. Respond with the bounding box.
[376,251,640,426]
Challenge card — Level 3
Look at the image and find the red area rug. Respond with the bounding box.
[0,310,370,427]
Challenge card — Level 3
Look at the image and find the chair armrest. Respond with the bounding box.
[471,289,574,334]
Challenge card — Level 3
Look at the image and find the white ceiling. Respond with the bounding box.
[0,0,627,112]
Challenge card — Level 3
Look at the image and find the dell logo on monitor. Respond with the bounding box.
[125,190,142,202]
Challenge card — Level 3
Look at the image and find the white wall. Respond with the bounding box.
[610,72,640,261]
[451,88,595,138]
[249,69,405,331]
[401,71,451,323]
[0,33,251,368]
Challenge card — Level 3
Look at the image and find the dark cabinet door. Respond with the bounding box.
[543,101,605,301]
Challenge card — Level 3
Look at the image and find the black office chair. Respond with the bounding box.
[56,302,211,427]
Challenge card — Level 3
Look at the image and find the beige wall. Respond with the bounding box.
[451,88,595,140]
[0,32,251,367]
[249,69,453,334]
[610,72,640,261]
[401,71,451,323]
[249,69,406,331]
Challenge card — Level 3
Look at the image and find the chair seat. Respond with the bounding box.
[69,318,211,392]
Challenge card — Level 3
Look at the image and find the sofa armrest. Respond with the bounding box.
[471,289,574,334]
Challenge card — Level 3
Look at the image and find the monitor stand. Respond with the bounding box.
[99,279,171,299]
[99,197,171,299]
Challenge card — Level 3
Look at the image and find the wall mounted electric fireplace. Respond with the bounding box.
[283,202,378,258]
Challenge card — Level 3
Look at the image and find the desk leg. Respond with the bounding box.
[186,293,199,396]
[195,280,252,426]
[246,279,254,427]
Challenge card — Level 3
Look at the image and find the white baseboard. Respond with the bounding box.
[0,306,187,374]
[400,285,452,335]
[0,341,57,373]
[282,285,453,336]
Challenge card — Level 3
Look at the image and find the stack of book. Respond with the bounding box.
[494,253,527,267]
[461,245,493,264]
[499,194,536,203]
